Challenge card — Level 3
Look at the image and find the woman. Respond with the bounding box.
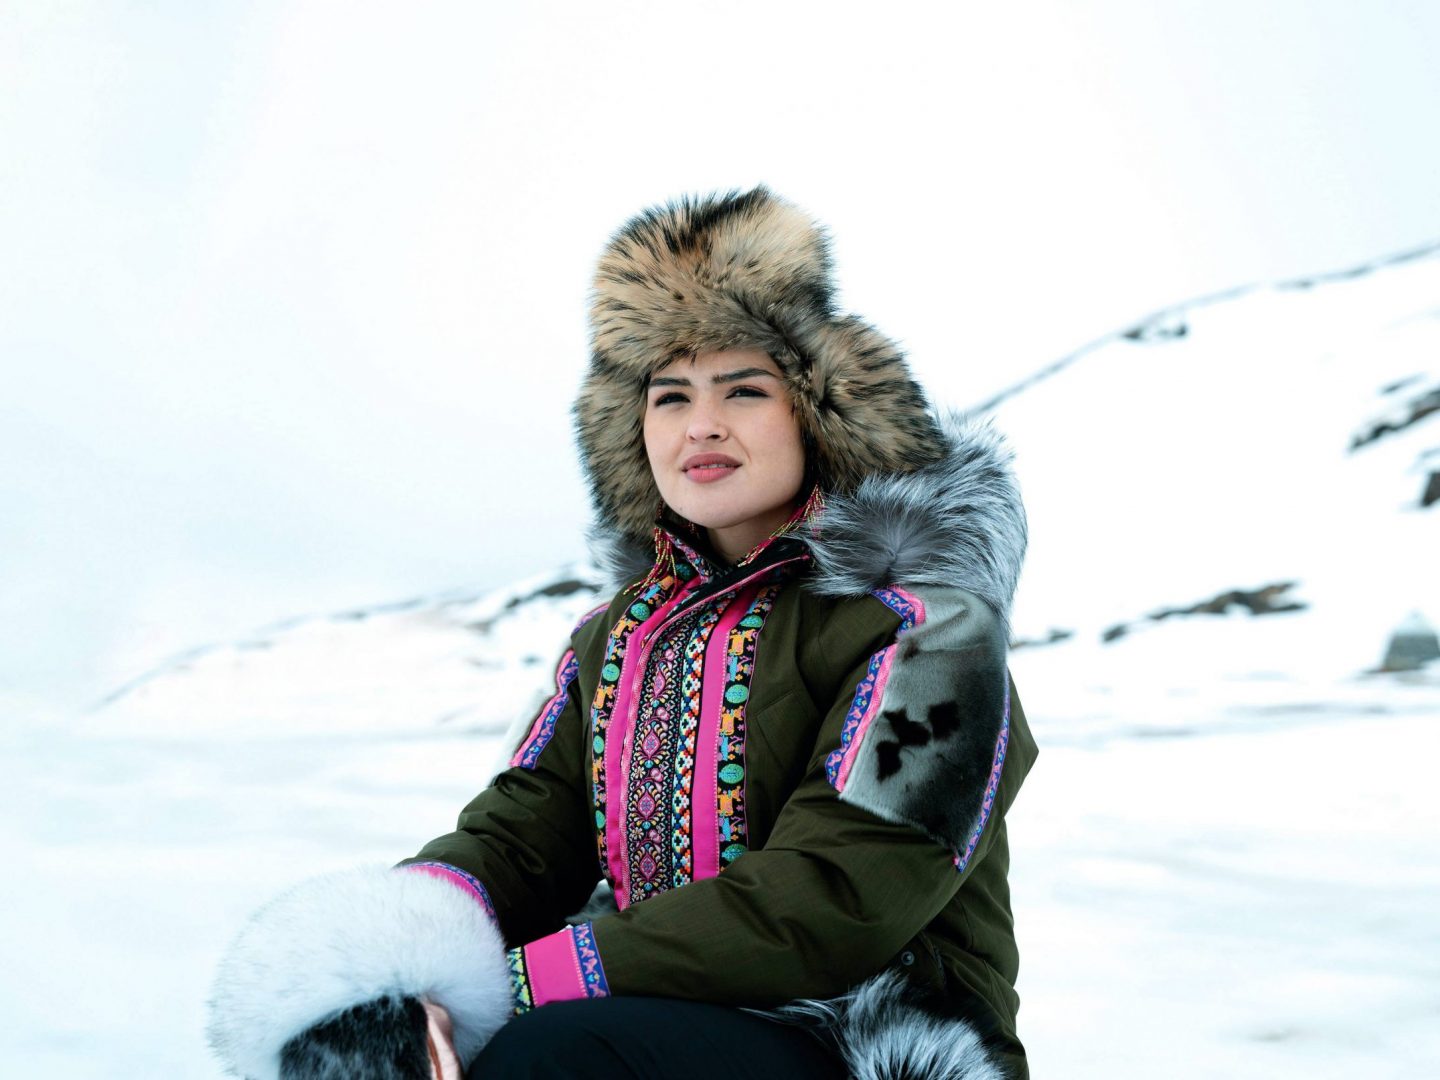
[209,187,1036,1080]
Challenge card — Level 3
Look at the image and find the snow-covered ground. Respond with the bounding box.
[3,248,1438,1076]
[6,670,1436,1078]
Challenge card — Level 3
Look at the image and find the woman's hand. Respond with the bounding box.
[423,999,464,1080]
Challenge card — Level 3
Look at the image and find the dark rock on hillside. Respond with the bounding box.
[1350,383,1440,451]
[1381,613,1440,672]
[1103,582,1307,643]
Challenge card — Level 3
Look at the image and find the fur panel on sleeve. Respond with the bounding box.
[207,866,511,1079]
[836,584,1012,855]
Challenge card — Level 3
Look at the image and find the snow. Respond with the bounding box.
[4,252,1439,1076]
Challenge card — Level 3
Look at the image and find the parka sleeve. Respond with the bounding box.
[511,586,1021,1009]
[397,609,608,948]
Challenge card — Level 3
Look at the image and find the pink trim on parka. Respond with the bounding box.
[826,586,927,792]
[521,922,611,1006]
[693,582,762,881]
[606,580,700,909]
[509,602,611,770]
[398,861,498,922]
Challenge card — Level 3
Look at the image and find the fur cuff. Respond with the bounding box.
[207,865,512,1079]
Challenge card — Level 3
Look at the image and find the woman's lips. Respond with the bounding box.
[684,462,739,483]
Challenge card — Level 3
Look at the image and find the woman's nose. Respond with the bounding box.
[686,399,726,441]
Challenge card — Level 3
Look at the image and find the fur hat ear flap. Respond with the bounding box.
[576,187,943,545]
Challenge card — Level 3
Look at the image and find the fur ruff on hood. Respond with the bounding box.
[575,186,944,543]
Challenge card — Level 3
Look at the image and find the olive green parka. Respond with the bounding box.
[408,421,1037,1076]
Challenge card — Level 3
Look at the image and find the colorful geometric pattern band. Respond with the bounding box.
[624,606,716,902]
[716,582,782,866]
[505,946,534,1015]
[589,573,682,875]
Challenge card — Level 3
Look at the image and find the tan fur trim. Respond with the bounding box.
[575,187,944,541]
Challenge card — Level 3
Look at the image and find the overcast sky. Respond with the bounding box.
[3,1,1437,720]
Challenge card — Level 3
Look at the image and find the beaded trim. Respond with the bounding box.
[506,946,534,1014]
[955,677,1011,874]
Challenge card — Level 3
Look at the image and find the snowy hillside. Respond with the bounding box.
[996,242,1440,740]
[87,565,611,746]
[7,246,1439,1079]
[89,243,1440,746]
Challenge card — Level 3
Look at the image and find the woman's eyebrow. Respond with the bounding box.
[712,367,778,384]
[648,367,778,389]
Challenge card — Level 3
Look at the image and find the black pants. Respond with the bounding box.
[468,997,847,1079]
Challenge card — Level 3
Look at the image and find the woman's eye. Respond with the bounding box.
[653,391,688,406]
[729,385,768,398]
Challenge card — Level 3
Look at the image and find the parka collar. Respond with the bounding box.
[634,484,825,593]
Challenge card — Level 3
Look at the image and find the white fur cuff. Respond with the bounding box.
[207,865,512,1079]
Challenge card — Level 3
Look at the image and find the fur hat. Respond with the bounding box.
[574,186,945,542]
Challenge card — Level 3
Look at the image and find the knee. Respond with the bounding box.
[468,1003,622,1078]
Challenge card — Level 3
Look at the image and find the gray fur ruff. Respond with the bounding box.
[805,410,1026,633]
[758,970,1007,1080]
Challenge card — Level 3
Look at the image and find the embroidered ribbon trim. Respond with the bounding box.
[520,923,611,1007]
[399,861,498,923]
[955,677,1011,874]
[825,586,927,790]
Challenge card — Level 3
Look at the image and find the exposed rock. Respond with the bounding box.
[1122,314,1189,343]
[1381,612,1440,672]
[1011,628,1074,650]
[1350,383,1440,451]
[1149,582,1307,620]
[1101,583,1307,644]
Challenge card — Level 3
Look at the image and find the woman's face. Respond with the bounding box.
[643,347,806,564]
